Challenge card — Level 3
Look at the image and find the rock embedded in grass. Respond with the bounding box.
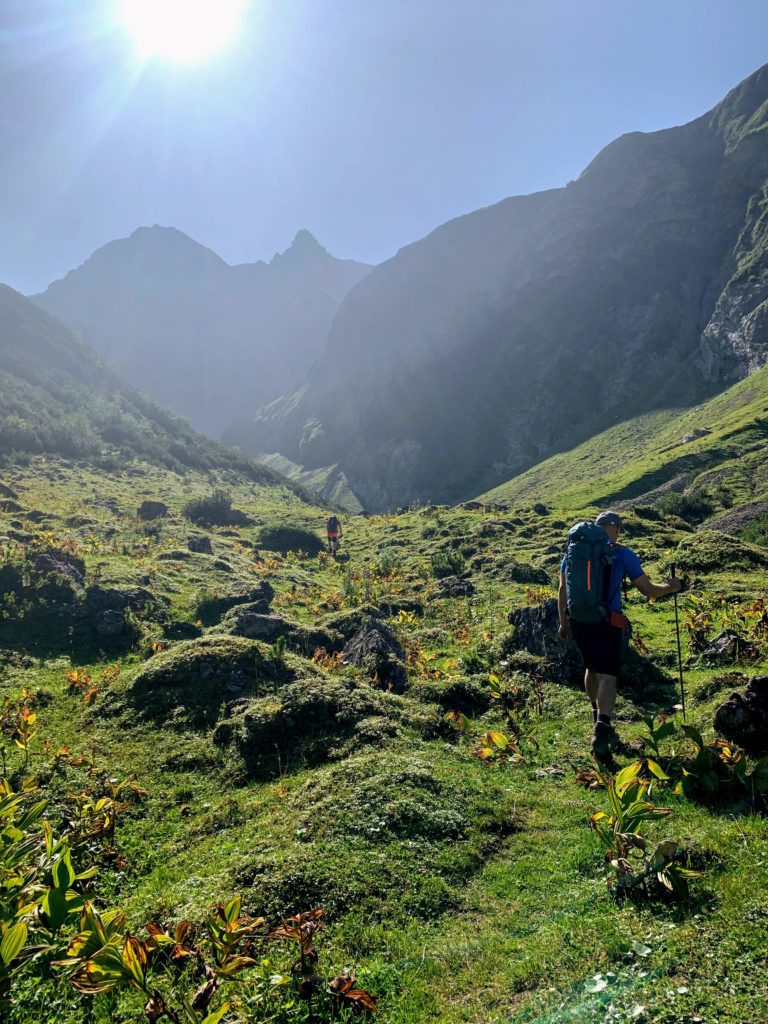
[430,576,475,599]
[137,500,168,520]
[257,524,326,556]
[220,608,343,654]
[341,618,408,693]
[714,675,768,755]
[188,535,213,554]
[195,580,274,623]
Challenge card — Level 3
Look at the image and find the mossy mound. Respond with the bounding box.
[0,553,156,654]
[292,753,466,842]
[213,675,436,777]
[123,635,302,726]
[413,675,493,717]
[234,751,517,920]
[676,530,768,573]
[195,580,274,624]
[257,525,326,556]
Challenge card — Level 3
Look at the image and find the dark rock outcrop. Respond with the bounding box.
[714,675,768,755]
[377,595,425,617]
[342,619,408,693]
[699,629,759,663]
[137,500,168,520]
[221,609,343,654]
[430,576,476,599]
[163,620,203,641]
[507,599,578,683]
[188,535,213,554]
[33,550,86,587]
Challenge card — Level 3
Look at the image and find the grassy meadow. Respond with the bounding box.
[1,430,767,1023]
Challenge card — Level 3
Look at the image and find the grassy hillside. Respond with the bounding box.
[2,431,767,1022]
[480,363,768,520]
[0,283,301,491]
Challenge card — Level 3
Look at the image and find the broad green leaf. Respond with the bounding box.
[42,887,69,932]
[1,920,28,966]
[680,724,704,750]
[655,722,677,742]
[122,935,147,987]
[224,895,241,925]
[202,1006,230,1024]
[18,799,48,830]
[646,759,671,781]
[216,955,257,977]
[52,850,76,891]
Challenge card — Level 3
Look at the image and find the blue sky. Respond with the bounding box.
[2,0,768,292]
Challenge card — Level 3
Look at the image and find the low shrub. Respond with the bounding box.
[182,488,233,526]
[430,550,466,578]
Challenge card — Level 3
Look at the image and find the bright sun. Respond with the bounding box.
[117,0,247,63]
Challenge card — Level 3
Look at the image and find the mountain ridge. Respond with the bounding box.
[232,62,768,512]
[32,226,372,437]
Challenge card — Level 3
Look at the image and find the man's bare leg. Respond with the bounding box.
[584,669,599,705]
[590,672,619,762]
[595,673,617,717]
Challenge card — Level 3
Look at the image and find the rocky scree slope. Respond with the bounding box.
[239,63,768,511]
[33,226,371,436]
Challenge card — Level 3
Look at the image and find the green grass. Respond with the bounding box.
[480,363,768,517]
[1,441,768,1023]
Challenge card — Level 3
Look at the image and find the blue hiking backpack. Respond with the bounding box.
[563,521,615,623]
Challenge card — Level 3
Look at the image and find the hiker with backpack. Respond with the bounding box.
[326,514,342,556]
[557,510,682,764]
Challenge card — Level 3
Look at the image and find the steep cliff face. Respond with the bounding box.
[234,64,768,511]
[33,227,371,436]
[700,183,768,380]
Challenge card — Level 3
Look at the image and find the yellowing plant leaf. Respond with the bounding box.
[1,919,27,966]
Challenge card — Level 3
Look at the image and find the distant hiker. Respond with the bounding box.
[326,514,342,556]
[557,510,682,764]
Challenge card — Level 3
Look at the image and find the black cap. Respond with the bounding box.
[595,510,622,528]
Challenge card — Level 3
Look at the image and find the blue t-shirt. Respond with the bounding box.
[560,544,644,613]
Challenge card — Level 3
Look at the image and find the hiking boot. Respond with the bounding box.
[590,722,620,765]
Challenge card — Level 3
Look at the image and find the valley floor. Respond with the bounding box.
[1,455,767,1024]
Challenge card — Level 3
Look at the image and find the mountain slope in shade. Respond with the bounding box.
[33,226,371,436]
[479,362,768,519]
[233,63,768,512]
[0,282,304,494]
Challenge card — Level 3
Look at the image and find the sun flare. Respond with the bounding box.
[117,0,247,63]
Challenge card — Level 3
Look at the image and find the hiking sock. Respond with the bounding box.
[591,703,598,724]
[596,714,612,728]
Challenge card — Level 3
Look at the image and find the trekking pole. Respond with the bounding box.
[670,563,686,721]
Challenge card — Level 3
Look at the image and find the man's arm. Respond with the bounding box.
[631,573,682,601]
[557,572,571,639]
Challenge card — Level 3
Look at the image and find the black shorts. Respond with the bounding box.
[571,618,624,676]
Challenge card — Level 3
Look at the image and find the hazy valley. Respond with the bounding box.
[1,53,768,1024]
